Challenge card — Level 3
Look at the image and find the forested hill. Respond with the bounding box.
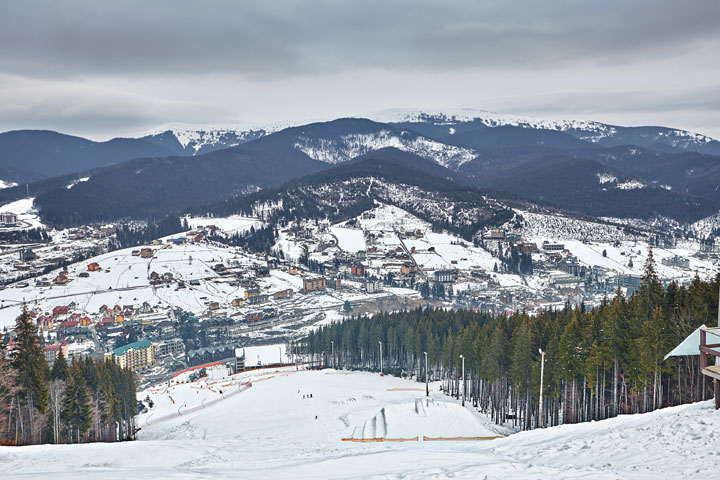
[209,147,515,240]
[460,153,719,222]
[307,253,720,430]
[0,130,188,180]
[31,143,328,226]
[4,113,720,227]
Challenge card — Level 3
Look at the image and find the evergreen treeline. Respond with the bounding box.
[113,215,184,249]
[306,253,719,430]
[0,228,51,245]
[32,143,324,227]
[208,225,278,253]
[208,148,515,243]
[463,154,719,223]
[0,310,138,446]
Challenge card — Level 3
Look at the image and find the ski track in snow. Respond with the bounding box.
[1,369,718,479]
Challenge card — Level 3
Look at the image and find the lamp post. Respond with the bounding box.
[424,351,429,397]
[379,341,383,375]
[331,341,335,370]
[538,348,545,429]
[279,346,282,365]
[459,354,465,407]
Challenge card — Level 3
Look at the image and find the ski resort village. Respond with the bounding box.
[3,181,720,479]
[1,199,718,379]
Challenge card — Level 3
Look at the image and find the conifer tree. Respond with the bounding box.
[51,351,69,381]
[0,331,19,445]
[11,308,50,444]
[62,367,92,443]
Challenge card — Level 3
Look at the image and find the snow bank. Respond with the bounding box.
[1,369,719,479]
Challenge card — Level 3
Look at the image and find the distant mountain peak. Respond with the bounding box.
[359,108,718,148]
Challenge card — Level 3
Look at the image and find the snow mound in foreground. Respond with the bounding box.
[351,398,497,439]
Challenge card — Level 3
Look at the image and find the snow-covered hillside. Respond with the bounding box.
[505,209,644,242]
[293,130,476,169]
[145,125,269,154]
[1,369,718,479]
[0,178,17,189]
[691,212,720,239]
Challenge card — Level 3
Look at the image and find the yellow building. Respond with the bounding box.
[113,340,154,371]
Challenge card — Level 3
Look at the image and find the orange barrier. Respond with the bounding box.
[423,435,503,441]
[341,437,384,442]
[383,437,419,442]
[341,436,419,442]
[172,361,224,378]
[168,395,175,404]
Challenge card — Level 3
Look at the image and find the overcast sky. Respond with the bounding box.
[1,0,719,140]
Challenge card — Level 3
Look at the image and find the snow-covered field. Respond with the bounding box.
[330,226,366,253]
[0,240,298,329]
[2,369,718,479]
[186,215,261,235]
[541,238,717,283]
[0,197,44,229]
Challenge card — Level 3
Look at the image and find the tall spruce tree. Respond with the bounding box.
[51,351,69,381]
[62,367,92,443]
[11,308,50,444]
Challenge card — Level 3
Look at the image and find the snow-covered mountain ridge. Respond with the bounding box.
[363,108,718,149]
[138,108,719,158]
[293,130,476,168]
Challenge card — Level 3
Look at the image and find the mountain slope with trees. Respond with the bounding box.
[209,147,515,240]
[32,142,328,226]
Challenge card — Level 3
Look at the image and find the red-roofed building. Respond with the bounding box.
[97,317,115,327]
[59,320,78,329]
[53,305,69,317]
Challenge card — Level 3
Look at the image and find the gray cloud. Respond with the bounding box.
[0,1,719,139]
[2,0,718,77]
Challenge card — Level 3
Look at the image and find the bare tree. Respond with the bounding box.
[48,379,66,443]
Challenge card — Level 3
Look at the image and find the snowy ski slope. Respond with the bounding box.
[1,369,718,479]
